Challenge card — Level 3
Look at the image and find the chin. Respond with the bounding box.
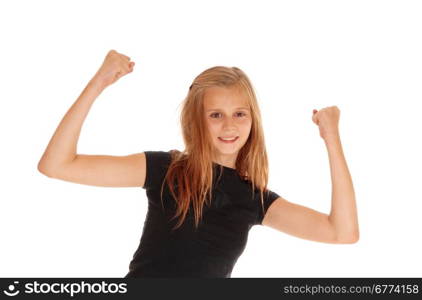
[214,144,243,154]
[216,149,239,155]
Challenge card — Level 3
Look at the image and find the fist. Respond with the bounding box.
[93,49,135,88]
[312,106,340,140]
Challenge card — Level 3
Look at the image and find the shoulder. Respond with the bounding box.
[142,149,179,190]
[254,187,281,225]
[144,149,179,165]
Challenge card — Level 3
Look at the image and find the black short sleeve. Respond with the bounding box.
[255,189,281,225]
[142,151,172,190]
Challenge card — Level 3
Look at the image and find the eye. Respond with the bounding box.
[209,111,247,118]
[210,112,221,118]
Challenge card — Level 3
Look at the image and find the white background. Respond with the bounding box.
[1,0,421,277]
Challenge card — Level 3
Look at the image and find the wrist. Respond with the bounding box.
[89,75,107,92]
[323,133,341,144]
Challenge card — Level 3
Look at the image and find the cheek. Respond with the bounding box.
[206,121,221,136]
[239,119,252,133]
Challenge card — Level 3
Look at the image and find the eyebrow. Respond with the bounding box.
[206,107,249,112]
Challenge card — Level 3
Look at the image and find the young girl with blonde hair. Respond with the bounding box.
[38,49,359,278]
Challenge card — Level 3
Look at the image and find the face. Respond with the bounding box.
[203,86,252,166]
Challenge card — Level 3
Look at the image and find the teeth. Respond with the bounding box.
[220,136,237,141]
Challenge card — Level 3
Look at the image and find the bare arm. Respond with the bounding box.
[262,106,359,244]
[325,134,359,243]
[37,77,105,174]
[37,50,145,187]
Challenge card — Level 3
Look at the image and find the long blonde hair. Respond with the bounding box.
[159,66,271,230]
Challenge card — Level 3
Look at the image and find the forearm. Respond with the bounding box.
[325,134,359,242]
[38,77,106,174]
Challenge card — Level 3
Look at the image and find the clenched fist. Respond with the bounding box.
[312,106,340,141]
[93,49,135,88]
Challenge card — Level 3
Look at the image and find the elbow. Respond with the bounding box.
[336,232,360,244]
[37,161,56,178]
[339,237,359,244]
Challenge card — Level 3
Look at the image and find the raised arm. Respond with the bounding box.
[262,106,359,244]
[37,50,145,187]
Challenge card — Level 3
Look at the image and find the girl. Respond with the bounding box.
[38,49,359,278]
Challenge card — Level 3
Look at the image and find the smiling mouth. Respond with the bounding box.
[218,136,239,143]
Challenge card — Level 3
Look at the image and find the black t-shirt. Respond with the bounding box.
[125,150,280,278]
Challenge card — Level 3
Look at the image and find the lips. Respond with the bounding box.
[218,136,239,143]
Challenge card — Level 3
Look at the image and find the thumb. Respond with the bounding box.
[312,109,319,125]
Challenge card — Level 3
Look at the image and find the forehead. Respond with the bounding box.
[203,86,249,109]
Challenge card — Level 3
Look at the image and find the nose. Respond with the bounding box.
[222,116,237,131]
